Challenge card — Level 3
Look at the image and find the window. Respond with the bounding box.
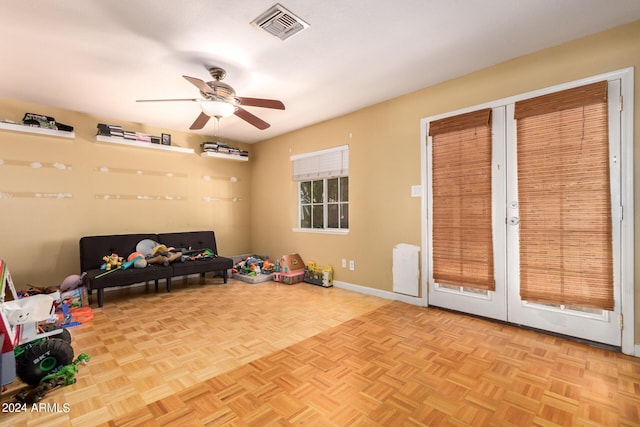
[292,145,349,231]
[299,177,349,229]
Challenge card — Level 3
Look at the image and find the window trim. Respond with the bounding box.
[292,226,349,235]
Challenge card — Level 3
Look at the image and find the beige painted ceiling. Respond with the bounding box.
[1,1,640,143]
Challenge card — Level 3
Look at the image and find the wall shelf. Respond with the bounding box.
[0,121,75,139]
[200,151,248,162]
[95,135,194,154]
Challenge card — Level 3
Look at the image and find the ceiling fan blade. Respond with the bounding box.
[190,112,210,130]
[136,98,200,102]
[183,75,214,94]
[237,97,285,110]
[234,107,270,130]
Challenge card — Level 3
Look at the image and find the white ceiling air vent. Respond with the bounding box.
[251,3,309,41]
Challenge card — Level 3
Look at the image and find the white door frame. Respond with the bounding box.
[420,67,635,355]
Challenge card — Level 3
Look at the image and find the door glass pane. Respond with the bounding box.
[516,100,613,310]
[431,110,495,291]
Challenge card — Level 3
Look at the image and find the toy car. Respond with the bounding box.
[22,113,74,132]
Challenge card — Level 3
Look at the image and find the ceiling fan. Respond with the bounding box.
[136,67,285,130]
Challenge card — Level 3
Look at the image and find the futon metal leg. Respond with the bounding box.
[97,289,104,308]
[166,277,171,293]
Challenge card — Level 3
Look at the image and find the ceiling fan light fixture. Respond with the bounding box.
[201,100,236,118]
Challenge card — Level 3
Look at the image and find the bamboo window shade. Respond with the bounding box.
[514,81,614,310]
[429,108,495,291]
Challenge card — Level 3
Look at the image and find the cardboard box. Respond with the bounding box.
[281,253,304,273]
[59,286,88,309]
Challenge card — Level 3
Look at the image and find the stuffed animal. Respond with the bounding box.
[102,253,123,270]
[148,244,182,265]
[131,239,180,267]
[245,257,262,273]
[127,252,147,268]
[262,258,274,272]
[60,274,82,291]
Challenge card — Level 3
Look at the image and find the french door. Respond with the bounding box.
[426,106,508,322]
[425,77,625,347]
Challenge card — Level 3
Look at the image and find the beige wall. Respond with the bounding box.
[0,100,252,287]
[251,21,640,339]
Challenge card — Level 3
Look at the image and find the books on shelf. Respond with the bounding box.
[97,123,156,143]
[201,141,248,158]
[97,123,124,138]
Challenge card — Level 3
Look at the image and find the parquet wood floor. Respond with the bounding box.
[2,278,639,426]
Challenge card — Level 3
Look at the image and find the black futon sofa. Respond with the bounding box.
[79,231,233,307]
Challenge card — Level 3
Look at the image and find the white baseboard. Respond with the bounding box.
[333,280,424,306]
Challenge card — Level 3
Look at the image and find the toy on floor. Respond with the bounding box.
[16,273,86,298]
[1,260,77,390]
[13,353,91,404]
[56,302,94,327]
[232,256,274,277]
[60,274,83,291]
[56,304,80,328]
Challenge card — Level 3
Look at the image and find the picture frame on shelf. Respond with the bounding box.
[161,133,171,145]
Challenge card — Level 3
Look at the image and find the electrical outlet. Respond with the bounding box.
[341,259,347,268]
[349,260,355,271]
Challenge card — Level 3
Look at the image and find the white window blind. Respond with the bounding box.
[291,145,349,181]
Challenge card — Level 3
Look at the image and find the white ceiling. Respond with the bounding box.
[1,1,639,144]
